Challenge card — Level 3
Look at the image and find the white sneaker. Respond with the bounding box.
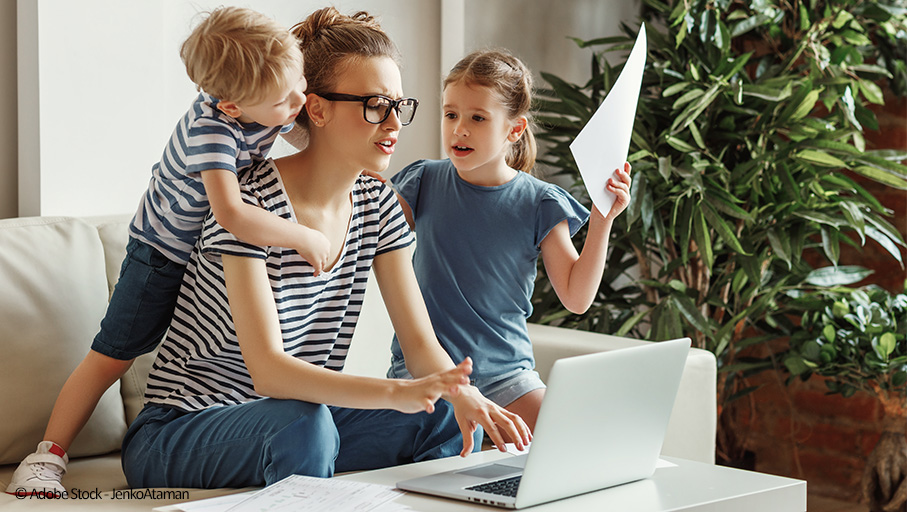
[5,441,69,498]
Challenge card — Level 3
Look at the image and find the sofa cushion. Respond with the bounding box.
[0,217,127,463]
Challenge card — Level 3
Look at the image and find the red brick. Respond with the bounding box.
[795,451,865,501]
[792,388,882,422]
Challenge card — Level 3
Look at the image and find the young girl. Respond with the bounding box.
[120,8,529,489]
[387,48,633,431]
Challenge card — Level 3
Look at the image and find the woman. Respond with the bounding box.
[121,7,529,489]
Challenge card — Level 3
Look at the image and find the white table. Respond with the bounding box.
[338,450,806,511]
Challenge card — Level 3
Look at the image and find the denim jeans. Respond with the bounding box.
[91,237,186,360]
[122,398,478,488]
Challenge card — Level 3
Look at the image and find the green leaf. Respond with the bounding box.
[851,166,907,190]
[614,308,649,337]
[663,82,690,97]
[665,134,698,153]
[783,354,812,376]
[790,89,821,120]
[821,227,840,265]
[865,225,906,267]
[767,228,793,269]
[793,149,848,168]
[860,80,885,105]
[701,202,749,255]
[875,332,897,360]
[692,207,714,268]
[673,294,712,334]
[742,83,793,101]
[804,266,874,286]
[822,324,836,343]
[793,210,846,228]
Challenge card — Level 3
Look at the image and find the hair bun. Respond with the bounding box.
[291,7,381,49]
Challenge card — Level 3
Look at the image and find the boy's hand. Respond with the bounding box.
[296,227,332,276]
[390,359,472,414]
[593,162,632,221]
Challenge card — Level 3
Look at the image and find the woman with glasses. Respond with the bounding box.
[121,7,530,489]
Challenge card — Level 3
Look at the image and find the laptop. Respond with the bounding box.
[396,337,691,509]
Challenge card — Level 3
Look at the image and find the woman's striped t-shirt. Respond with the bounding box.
[129,92,291,265]
[143,161,414,412]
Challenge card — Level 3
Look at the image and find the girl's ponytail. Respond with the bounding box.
[444,48,537,174]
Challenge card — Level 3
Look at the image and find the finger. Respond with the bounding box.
[424,399,435,414]
[457,417,475,457]
[482,417,508,452]
[492,413,522,450]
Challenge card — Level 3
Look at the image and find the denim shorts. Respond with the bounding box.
[387,356,546,408]
[90,237,186,360]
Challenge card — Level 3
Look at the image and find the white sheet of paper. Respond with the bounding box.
[569,24,647,215]
[223,475,405,512]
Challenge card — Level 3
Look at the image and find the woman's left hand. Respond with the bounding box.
[447,384,532,456]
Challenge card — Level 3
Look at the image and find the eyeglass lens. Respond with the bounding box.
[365,97,417,125]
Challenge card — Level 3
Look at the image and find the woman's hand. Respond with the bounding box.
[389,358,472,414]
[446,372,533,457]
[592,161,632,222]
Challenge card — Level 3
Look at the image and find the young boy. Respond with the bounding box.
[6,6,326,497]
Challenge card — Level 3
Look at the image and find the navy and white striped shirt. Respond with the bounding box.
[143,162,414,411]
[129,93,292,265]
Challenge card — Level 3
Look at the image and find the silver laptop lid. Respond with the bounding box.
[515,338,691,508]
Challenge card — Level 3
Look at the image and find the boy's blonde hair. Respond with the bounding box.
[444,49,537,174]
[181,6,302,105]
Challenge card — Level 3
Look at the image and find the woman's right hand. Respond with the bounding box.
[390,358,472,414]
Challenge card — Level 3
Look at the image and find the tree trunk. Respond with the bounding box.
[862,394,907,512]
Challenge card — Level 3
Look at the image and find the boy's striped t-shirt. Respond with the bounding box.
[129,92,291,265]
[143,163,413,412]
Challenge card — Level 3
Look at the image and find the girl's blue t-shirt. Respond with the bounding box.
[389,159,589,378]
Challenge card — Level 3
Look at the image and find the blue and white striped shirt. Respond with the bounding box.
[129,93,292,265]
[143,162,414,412]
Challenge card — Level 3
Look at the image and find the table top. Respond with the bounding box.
[338,450,806,511]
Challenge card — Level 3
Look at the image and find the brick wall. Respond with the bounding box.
[731,93,906,504]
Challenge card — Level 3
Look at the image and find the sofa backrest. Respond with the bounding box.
[0,216,132,464]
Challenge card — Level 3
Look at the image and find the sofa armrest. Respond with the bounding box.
[528,323,717,464]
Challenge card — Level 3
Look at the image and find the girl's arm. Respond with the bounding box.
[372,247,531,455]
[540,163,632,314]
[222,253,469,413]
[202,169,332,275]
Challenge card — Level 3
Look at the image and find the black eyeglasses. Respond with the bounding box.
[317,93,419,126]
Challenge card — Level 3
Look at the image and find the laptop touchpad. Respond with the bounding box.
[456,464,521,479]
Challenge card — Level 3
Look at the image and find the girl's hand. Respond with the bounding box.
[593,162,632,221]
[446,374,533,456]
[390,358,472,414]
[360,169,387,183]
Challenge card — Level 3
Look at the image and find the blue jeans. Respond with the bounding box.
[91,237,186,360]
[122,398,479,488]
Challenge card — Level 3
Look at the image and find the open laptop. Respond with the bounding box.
[396,337,691,509]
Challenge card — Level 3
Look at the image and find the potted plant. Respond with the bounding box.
[785,281,906,511]
[529,0,907,468]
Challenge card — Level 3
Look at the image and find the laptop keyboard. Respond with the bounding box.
[466,475,522,497]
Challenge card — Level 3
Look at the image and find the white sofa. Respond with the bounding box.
[0,215,717,510]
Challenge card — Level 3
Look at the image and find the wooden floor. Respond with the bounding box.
[808,493,869,512]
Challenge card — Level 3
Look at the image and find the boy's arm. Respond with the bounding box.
[202,169,332,274]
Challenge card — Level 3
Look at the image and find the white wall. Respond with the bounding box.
[5,0,636,219]
[0,0,16,219]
